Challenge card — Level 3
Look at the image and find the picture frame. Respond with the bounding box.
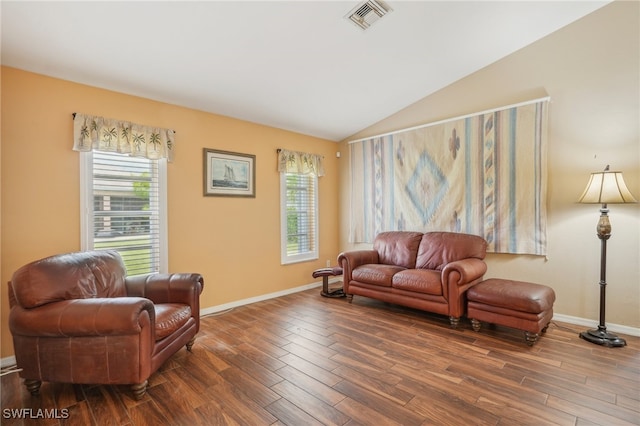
[203,148,256,197]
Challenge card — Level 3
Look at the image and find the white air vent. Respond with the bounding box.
[345,0,392,30]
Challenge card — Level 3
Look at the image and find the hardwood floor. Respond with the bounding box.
[2,286,639,425]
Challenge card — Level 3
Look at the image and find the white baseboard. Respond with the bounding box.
[553,313,640,337]
[0,356,16,369]
[2,281,637,368]
[199,280,326,317]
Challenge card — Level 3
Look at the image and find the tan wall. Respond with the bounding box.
[0,67,340,358]
[339,1,640,328]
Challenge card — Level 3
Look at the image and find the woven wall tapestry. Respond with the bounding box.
[349,99,549,255]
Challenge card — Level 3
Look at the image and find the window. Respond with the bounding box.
[80,151,167,275]
[280,172,318,264]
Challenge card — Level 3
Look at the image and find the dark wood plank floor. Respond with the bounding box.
[2,286,639,425]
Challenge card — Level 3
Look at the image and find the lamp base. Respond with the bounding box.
[580,328,627,347]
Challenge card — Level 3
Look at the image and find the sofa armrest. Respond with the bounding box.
[442,258,487,286]
[442,258,487,319]
[338,250,380,271]
[338,250,379,293]
[125,273,204,307]
[9,298,154,337]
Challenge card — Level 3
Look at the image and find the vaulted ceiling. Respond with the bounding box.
[1,1,610,141]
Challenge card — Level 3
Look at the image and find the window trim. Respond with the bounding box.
[80,151,168,274]
[280,172,319,265]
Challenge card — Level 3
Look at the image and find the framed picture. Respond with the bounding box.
[203,148,256,197]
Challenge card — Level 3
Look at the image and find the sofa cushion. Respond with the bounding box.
[415,232,487,271]
[154,303,192,340]
[352,264,406,287]
[392,269,442,295]
[373,231,423,269]
[10,250,127,309]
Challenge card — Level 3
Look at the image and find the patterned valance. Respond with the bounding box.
[348,98,549,256]
[277,149,324,176]
[73,113,175,161]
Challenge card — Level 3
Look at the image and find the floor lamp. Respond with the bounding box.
[577,165,637,347]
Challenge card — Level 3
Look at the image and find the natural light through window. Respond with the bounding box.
[280,172,318,264]
[80,151,167,275]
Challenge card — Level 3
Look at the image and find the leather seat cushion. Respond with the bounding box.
[467,279,555,313]
[392,269,442,295]
[154,303,191,340]
[352,264,406,287]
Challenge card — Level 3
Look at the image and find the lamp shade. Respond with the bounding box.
[578,169,637,204]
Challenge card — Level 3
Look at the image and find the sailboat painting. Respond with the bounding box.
[203,148,256,197]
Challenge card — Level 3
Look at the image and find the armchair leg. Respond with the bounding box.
[131,380,148,400]
[24,379,42,396]
[186,336,196,352]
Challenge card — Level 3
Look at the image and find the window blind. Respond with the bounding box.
[91,151,162,275]
[281,173,318,263]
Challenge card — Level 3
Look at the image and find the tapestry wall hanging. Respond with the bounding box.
[348,98,549,256]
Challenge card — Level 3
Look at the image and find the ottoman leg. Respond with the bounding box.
[470,318,482,332]
[541,323,550,333]
[524,331,539,346]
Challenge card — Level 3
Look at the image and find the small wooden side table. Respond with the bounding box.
[312,266,345,298]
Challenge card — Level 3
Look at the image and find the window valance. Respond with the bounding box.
[277,149,324,176]
[73,113,175,161]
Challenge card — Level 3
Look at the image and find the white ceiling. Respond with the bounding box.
[1,1,610,141]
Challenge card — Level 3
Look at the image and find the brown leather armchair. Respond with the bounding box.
[8,250,204,399]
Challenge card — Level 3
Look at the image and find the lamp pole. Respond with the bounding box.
[579,203,627,347]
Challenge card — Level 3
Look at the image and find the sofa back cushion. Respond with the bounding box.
[373,231,423,269]
[10,250,128,309]
[416,232,487,271]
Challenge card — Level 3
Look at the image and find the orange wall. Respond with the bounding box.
[0,67,340,358]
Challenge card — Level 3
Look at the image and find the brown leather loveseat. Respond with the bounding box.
[338,231,487,327]
[8,250,204,399]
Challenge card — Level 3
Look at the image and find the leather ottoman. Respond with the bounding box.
[467,278,555,346]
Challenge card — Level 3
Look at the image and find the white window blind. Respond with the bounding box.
[81,151,167,275]
[280,172,318,264]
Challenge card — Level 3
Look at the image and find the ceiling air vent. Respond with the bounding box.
[345,0,393,30]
